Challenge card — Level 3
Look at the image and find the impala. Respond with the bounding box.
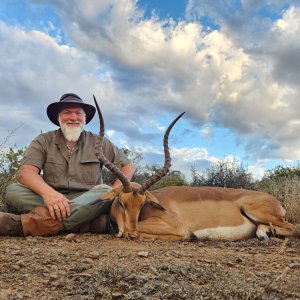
[93,96,300,241]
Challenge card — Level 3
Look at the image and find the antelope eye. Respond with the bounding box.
[118,199,125,209]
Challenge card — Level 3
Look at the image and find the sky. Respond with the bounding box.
[1,0,300,181]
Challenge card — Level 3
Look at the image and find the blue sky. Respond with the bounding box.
[1,0,300,180]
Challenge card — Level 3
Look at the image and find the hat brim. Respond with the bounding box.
[47,102,96,126]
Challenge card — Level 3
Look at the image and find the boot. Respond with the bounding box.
[66,214,118,234]
[21,206,64,236]
[90,214,118,234]
[66,214,109,234]
[0,211,23,236]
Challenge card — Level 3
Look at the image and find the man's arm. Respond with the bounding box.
[17,165,72,220]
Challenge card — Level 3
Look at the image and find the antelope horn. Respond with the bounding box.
[138,112,185,195]
[93,95,132,193]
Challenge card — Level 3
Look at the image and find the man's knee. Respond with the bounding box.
[4,183,43,213]
[4,183,22,206]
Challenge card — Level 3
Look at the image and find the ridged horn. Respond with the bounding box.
[138,112,185,195]
[93,95,132,193]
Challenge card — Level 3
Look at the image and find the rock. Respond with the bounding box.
[137,251,149,257]
[16,260,26,268]
[88,251,100,259]
[235,256,244,263]
[112,292,124,299]
[82,258,94,264]
[149,265,159,274]
[65,233,76,241]
[289,263,300,269]
[12,265,21,271]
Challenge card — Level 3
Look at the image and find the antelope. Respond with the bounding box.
[93,96,300,241]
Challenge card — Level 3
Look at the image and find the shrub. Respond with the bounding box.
[149,170,187,190]
[0,130,26,209]
[264,164,300,180]
[190,160,255,189]
[257,177,300,224]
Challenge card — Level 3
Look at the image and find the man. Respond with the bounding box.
[0,93,135,236]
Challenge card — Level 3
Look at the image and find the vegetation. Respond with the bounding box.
[263,164,300,180]
[0,131,26,209]
[257,165,300,224]
[190,160,255,189]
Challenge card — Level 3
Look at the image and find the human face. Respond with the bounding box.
[58,106,86,142]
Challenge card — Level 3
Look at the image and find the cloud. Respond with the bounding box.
[2,0,300,177]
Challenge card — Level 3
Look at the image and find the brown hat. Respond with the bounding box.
[47,93,96,126]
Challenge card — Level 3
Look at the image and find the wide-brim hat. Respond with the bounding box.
[47,93,96,126]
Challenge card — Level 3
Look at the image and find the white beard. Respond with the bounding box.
[58,118,85,142]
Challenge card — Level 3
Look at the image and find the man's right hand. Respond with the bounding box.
[17,165,73,221]
[43,190,73,221]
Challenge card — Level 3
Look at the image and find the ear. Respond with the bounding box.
[145,191,165,210]
[101,186,123,201]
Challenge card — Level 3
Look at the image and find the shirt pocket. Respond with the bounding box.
[43,157,65,183]
[79,159,101,185]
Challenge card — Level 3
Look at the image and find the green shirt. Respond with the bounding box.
[21,129,130,192]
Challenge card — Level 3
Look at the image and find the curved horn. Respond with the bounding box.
[138,112,185,195]
[93,95,132,193]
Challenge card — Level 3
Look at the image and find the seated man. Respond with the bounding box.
[1,93,135,236]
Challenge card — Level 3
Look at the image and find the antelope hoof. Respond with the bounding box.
[188,230,198,241]
[256,224,271,241]
[127,232,139,239]
[117,231,124,238]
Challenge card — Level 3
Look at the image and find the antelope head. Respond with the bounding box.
[93,95,184,238]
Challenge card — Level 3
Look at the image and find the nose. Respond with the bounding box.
[68,112,78,120]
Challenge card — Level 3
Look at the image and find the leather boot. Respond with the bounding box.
[66,214,118,234]
[0,211,23,236]
[66,214,108,234]
[90,214,118,234]
[21,206,64,236]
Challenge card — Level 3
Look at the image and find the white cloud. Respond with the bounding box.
[2,0,300,179]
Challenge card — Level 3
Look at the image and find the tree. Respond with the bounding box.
[190,160,255,189]
[263,164,300,181]
[102,149,188,188]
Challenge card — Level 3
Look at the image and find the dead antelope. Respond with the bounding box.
[93,96,300,241]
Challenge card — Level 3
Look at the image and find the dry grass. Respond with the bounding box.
[257,178,300,224]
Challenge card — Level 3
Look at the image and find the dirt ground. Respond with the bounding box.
[0,234,299,300]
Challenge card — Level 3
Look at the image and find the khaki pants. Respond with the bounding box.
[4,183,113,234]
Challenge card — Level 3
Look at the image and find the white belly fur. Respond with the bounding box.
[193,217,256,241]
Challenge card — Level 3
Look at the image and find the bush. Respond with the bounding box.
[257,164,300,224]
[149,170,187,190]
[0,132,26,209]
[264,164,300,180]
[257,177,300,224]
[190,160,255,189]
[101,151,188,189]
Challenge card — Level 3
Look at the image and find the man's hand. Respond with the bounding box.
[92,183,111,189]
[17,165,73,221]
[42,190,73,221]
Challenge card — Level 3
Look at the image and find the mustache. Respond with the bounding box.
[65,121,82,125]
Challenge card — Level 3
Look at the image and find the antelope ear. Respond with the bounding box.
[100,186,123,201]
[145,191,165,210]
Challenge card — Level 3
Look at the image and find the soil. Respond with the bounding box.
[0,234,299,300]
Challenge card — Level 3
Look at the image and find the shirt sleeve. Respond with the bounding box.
[102,138,131,169]
[20,134,47,172]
